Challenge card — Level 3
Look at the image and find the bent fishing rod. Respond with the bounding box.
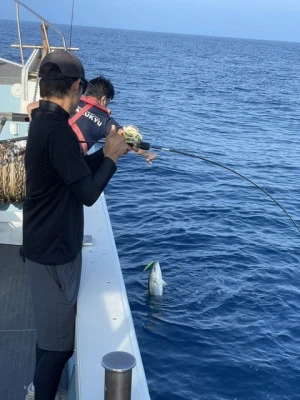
[150,145,300,233]
[1,130,299,233]
[82,138,300,234]
[78,137,300,233]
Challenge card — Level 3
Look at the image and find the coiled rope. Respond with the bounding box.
[0,142,26,203]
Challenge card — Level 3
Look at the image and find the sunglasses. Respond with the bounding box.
[79,78,88,93]
[79,79,97,94]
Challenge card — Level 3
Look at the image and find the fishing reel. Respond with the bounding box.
[122,125,150,150]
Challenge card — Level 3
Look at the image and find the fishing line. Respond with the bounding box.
[77,137,300,232]
[149,145,300,233]
[97,138,300,232]
[1,134,298,233]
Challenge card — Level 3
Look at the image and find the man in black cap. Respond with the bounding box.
[23,50,130,400]
[69,75,156,162]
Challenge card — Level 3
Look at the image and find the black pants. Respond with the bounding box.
[34,344,73,400]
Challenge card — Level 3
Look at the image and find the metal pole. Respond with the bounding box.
[101,351,136,400]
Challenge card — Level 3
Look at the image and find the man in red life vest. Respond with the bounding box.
[69,75,156,162]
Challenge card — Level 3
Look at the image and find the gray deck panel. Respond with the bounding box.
[0,59,22,85]
[0,244,36,400]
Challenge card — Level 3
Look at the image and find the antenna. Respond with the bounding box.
[69,0,75,49]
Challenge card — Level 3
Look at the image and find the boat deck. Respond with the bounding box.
[0,196,151,400]
[0,244,36,400]
[0,58,22,85]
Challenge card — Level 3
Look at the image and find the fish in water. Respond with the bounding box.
[144,261,167,296]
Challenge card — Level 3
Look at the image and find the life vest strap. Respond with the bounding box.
[69,103,91,155]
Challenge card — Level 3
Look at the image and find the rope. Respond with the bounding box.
[0,142,26,203]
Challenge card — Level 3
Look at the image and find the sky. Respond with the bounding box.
[1,0,300,43]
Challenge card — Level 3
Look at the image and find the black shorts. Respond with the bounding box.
[26,252,82,351]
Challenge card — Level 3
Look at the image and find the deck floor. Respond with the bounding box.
[0,244,36,399]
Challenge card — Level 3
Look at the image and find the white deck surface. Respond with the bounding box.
[0,204,23,245]
[75,194,150,400]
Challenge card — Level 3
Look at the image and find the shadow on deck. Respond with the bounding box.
[0,244,35,399]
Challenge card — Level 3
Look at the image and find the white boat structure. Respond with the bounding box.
[0,1,150,399]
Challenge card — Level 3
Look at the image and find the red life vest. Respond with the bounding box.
[69,96,111,155]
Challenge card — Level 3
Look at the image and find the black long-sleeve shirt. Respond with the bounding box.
[23,100,116,265]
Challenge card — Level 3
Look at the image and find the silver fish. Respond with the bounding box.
[144,261,167,296]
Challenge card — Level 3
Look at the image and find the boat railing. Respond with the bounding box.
[12,0,79,65]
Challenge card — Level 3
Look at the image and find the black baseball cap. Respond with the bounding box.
[39,49,88,86]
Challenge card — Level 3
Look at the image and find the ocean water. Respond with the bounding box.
[1,19,300,400]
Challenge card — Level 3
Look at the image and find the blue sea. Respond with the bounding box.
[1,19,300,400]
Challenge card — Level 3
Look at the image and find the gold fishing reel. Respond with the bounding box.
[122,125,150,150]
[122,125,143,147]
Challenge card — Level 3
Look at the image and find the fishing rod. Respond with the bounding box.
[150,145,300,233]
[1,131,299,233]
[78,135,300,233]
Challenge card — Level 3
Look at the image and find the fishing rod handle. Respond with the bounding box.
[136,141,150,150]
